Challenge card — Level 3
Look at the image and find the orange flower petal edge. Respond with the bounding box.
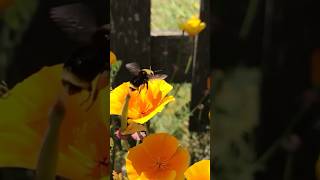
[126,133,190,180]
[110,79,175,124]
[184,160,210,180]
[110,51,117,65]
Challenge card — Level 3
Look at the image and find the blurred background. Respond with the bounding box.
[211,0,320,179]
[0,0,106,87]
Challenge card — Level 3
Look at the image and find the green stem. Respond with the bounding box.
[253,103,311,169]
[184,56,193,75]
[120,94,130,131]
[136,140,140,145]
[191,35,198,79]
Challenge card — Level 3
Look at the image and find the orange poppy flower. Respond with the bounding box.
[179,15,206,36]
[110,79,175,124]
[126,133,190,180]
[110,51,117,65]
[184,160,210,180]
[0,64,108,180]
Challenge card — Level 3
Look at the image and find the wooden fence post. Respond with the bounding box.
[190,0,211,132]
[110,0,151,85]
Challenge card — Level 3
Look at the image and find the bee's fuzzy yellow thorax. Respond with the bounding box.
[141,69,154,75]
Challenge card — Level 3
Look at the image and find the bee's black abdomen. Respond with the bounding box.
[129,71,149,89]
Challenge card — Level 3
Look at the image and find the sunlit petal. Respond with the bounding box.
[126,133,190,180]
[0,64,108,180]
[184,160,210,180]
[111,79,174,124]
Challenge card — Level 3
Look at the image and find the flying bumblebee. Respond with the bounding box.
[50,2,109,110]
[125,62,167,91]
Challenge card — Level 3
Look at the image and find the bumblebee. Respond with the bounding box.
[50,3,109,110]
[125,62,167,91]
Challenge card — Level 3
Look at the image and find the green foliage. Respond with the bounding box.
[151,0,200,32]
[189,131,210,162]
[2,0,36,30]
[150,82,210,163]
[0,0,38,79]
[111,60,122,86]
[1,0,37,43]
[150,83,191,147]
[213,67,261,180]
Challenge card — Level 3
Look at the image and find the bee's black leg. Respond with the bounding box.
[146,81,148,90]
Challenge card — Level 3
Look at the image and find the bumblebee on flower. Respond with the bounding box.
[111,62,174,125]
[125,62,168,92]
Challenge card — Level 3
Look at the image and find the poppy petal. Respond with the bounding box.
[128,96,174,124]
[184,160,210,180]
[142,133,179,161]
[168,147,190,180]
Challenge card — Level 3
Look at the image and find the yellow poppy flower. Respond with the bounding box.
[110,79,175,124]
[179,15,206,36]
[110,51,117,65]
[0,64,108,180]
[126,133,190,180]
[184,160,210,180]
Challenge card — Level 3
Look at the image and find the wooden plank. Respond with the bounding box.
[189,0,211,132]
[110,0,151,86]
[150,35,193,83]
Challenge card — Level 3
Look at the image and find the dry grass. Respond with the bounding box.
[151,0,200,32]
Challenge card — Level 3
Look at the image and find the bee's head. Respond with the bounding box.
[141,69,154,76]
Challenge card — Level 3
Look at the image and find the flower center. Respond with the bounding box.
[152,157,168,170]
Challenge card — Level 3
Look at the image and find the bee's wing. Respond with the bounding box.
[50,3,98,43]
[125,62,141,76]
[149,74,168,80]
